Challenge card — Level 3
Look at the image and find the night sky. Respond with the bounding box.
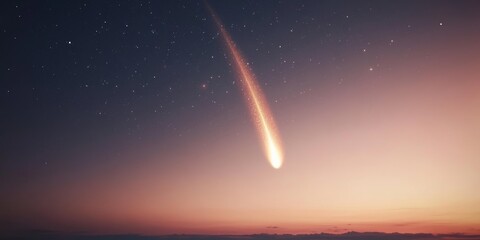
[1,0,480,236]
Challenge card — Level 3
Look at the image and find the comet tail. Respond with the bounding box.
[206,5,284,169]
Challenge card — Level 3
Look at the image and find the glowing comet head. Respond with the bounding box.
[267,137,283,169]
[206,3,284,169]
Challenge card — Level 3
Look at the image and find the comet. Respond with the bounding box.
[206,4,284,169]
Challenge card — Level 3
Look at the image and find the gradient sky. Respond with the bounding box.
[1,0,480,236]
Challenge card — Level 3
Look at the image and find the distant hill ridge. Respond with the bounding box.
[2,230,480,240]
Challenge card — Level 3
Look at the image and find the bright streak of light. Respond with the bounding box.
[206,4,284,169]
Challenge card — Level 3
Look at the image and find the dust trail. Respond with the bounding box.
[206,4,284,169]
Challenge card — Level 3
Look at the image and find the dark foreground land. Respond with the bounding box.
[2,231,480,240]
